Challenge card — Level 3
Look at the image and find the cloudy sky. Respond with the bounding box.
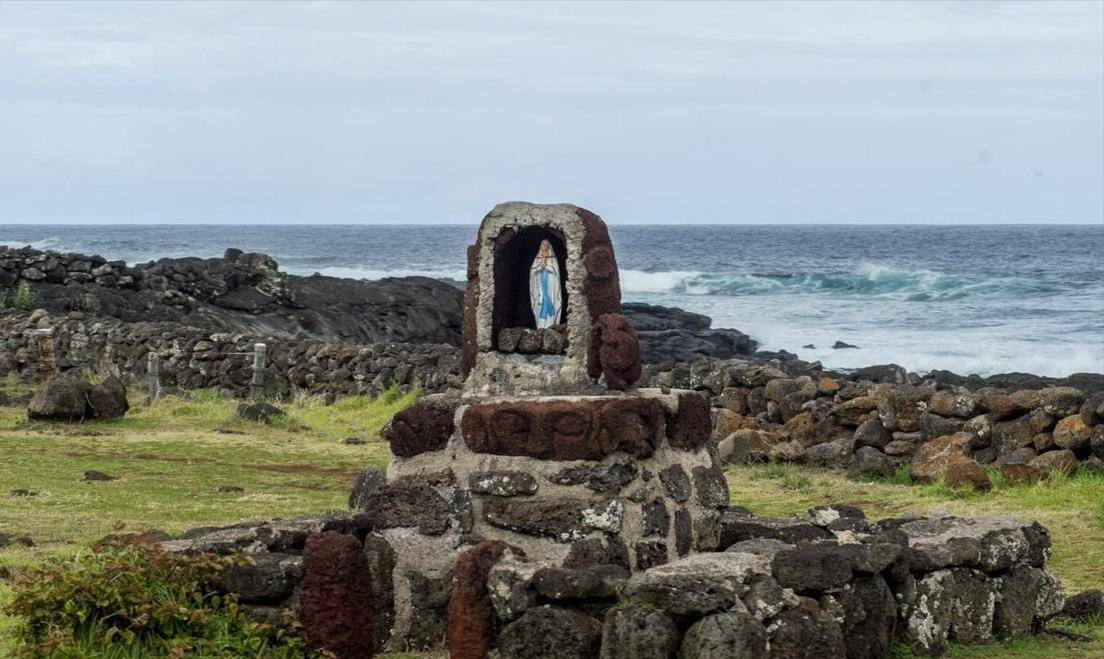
[1,1,1101,224]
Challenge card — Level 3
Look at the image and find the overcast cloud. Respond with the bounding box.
[0,1,1101,224]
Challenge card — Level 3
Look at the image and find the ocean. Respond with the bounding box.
[3,224,1102,378]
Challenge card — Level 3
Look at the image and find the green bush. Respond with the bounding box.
[13,282,35,310]
[0,288,7,311]
[5,541,319,658]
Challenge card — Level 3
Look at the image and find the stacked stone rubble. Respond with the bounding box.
[165,506,1064,658]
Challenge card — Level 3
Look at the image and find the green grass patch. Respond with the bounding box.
[0,388,417,656]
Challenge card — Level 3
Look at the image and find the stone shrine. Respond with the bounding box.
[378,201,725,639]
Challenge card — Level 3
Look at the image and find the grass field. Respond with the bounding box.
[0,390,1101,657]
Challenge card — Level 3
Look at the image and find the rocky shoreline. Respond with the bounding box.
[3,243,1102,481]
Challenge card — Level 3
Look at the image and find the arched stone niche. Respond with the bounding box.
[491,226,569,348]
[461,202,638,395]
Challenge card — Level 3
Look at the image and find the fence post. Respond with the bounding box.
[250,343,267,400]
[147,352,161,402]
[32,328,55,381]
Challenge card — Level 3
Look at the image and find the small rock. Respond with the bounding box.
[1028,449,1078,476]
[848,446,897,480]
[342,436,365,445]
[1052,415,1092,451]
[1060,589,1104,622]
[236,401,286,424]
[832,341,859,349]
[217,485,245,494]
[944,460,991,491]
[83,469,117,482]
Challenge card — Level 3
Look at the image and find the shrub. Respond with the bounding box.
[5,541,318,658]
[0,288,7,310]
[13,282,35,310]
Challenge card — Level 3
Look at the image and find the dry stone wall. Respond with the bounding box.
[0,311,461,399]
[161,505,1065,658]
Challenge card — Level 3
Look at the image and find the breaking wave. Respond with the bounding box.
[0,236,64,250]
[620,263,1055,300]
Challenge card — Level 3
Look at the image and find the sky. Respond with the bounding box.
[0,1,1102,225]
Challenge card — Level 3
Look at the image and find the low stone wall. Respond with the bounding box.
[664,361,1104,482]
[162,504,1065,657]
[0,312,461,398]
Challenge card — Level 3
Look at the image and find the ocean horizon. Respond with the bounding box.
[4,223,1103,378]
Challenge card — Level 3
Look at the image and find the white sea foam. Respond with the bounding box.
[0,236,63,250]
[619,269,699,293]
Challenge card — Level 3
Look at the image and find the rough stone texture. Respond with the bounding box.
[468,470,539,497]
[298,532,376,659]
[564,535,631,570]
[461,397,665,461]
[993,565,1065,638]
[944,460,991,491]
[1052,415,1093,451]
[679,611,768,659]
[588,313,642,390]
[482,497,623,542]
[599,605,680,659]
[27,375,92,421]
[359,474,453,535]
[848,446,898,479]
[384,400,456,458]
[839,575,896,659]
[772,544,854,591]
[498,605,602,659]
[347,467,386,510]
[448,540,510,659]
[909,432,972,483]
[362,533,397,652]
[674,508,693,557]
[718,510,830,548]
[1060,589,1104,622]
[642,500,670,537]
[86,375,129,419]
[853,417,892,449]
[691,465,730,508]
[768,597,846,659]
[669,391,712,450]
[633,541,669,570]
[1028,449,1078,476]
[625,552,771,620]
[550,461,636,494]
[216,553,297,603]
[532,564,627,601]
[717,429,777,464]
[658,464,691,502]
[405,568,454,649]
[898,516,1049,573]
[236,401,286,424]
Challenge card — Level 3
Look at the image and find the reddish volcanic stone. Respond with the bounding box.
[448,541,510,659]
[460,245,480,376]
[383,401,456,458]
[461,398,663,461]
[588,313,642,390]
[669,392,711,450]
[299,531,376,659]
[578,207,623,321]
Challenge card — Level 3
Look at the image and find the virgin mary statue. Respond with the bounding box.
[529,239,563,329]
